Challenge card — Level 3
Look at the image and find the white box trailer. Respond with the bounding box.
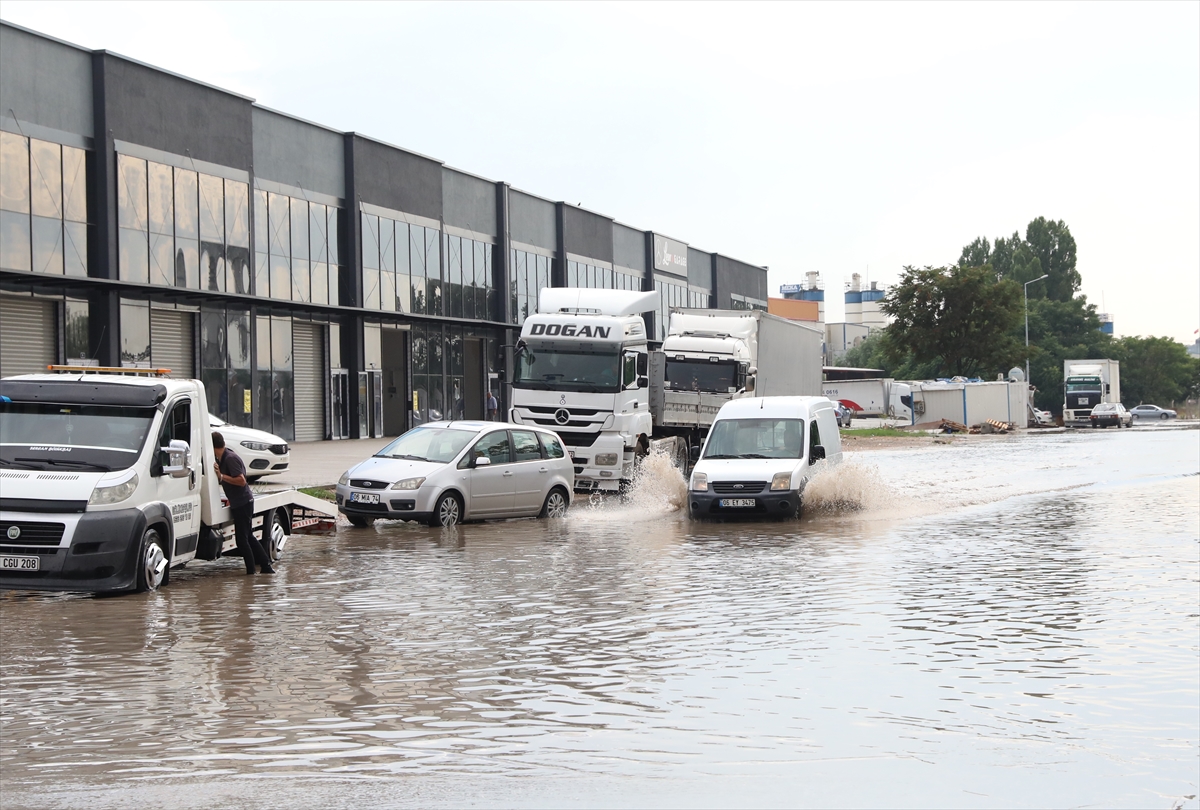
[911,380,1029,426]
[0,368,335,593]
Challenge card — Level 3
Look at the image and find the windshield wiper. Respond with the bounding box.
[703,454,738,459]
[1,458,44,470]
[377,453,430,462]
[16,457,111,471]
[737,453,772,459]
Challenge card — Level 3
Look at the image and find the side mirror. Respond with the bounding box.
[637,376,649,389]
[163,439,191,478]
[690,445,702,461]
[636,353,648,376]
[809,445,826,465]
[473,455,491,467]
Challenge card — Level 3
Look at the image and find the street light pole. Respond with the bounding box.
[1024,274,1050,384]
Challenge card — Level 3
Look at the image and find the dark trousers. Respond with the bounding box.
[231,501,272,573]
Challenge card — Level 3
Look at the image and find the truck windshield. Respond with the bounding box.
[514,347,621,393]
[665,359,737,393]
[1066,377,1101,392]
[375,427,477,464]
[702,418,805,460]
[0,403,156,472]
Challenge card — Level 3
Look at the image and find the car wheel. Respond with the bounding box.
[539,487,569,519]
[136,527,169,592]
[430,492,462,527]
[347,515,370,528]
[266,510,288,560]
[1161,413,1169,420]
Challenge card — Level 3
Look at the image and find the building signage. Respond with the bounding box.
[653,235,688,277]
[779,284,804,294]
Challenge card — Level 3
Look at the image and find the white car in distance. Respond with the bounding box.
[208,414,290,481]
[337,421,574,528]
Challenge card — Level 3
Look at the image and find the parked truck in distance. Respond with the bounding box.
[0,368,335,593]
[1062,359,1120,427]
[821,378,913,422]
[509,290,824,493]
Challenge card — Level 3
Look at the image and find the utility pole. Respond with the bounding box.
[1025,274,1049,384]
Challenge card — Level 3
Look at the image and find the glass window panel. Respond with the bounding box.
[271,368,294,441]
[201,241,225,292]
[426,226,440,280]
[311,260,328,305]
[538,255,550,292]
[120,299,151,367]
[328,321,342,369]
[271,253,290,300]
[227,246,250,295]
[363,266,380,310]
[484,243,493,286]
[0,132,30,214]
[447,235,461,285]
[380,218,395,274]
[328,263,339,307]
[361,213,378,270]
[31,215,63,275]
[451,330,464,375]
[395,221,410,276]
[254,251,269,298]
[225,180,249,248]
[63,220,87,277]
[290,197,308,261]
[117,155,147,231]
[65,298,89,361]
[227,308,251,370]
[428,327,443,375]
[146,162,172,235]
[364,323,382,369]
[268,192,290,256]
[271,317,293,370]
[292,257,310,303]
[380,265,395,312]
[149,230,173,286]
[566,259,576,286]
[253,188,268,252]
[309,203,326,263]
[176,240,198,288]
[119,226,148,282]
[428,277,441,316]
[29,139,62,219]
[411,272,425,315]
[412,329,427,375]
[255,314,271,369]
[199,174,224,244]
[396,270,410,313]
[175,169,199,240]
[473,240,486,287]
[327,207,338,266]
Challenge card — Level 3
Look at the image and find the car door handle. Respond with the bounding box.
[503,470,513,476]
[538,467,548,473]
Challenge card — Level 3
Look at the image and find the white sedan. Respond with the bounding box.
[208,414,290,480]
[337,421,574,528]
[1129,404,1178,421]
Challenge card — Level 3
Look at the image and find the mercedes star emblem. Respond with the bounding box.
[554,408,571,425]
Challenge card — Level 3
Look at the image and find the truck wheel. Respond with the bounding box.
[540,487,569,518]
[429,492,462,527]
[347,515,370,528]
[266,510,288,560]
[136,528,169,593]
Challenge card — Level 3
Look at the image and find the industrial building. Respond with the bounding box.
[0,20,770,442]
[779,271,889,364]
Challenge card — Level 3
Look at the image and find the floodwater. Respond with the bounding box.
[2,426,1197,809]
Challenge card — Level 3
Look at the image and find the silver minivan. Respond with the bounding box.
[337,422,574,527]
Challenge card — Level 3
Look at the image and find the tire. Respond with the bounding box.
[347,515,370,528]
[135,527,169,593]
[1161,413,1169,420]
[265,510,288,561]
[429,492,462,527]
[539,487,569,519]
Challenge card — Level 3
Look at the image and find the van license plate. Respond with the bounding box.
[1,555,40,571]
[719,499,756,508]
[350,492,380,504]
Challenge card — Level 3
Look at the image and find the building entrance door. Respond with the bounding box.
[381,328,409,436]
[330,369,349,439]
[463,339,484,420]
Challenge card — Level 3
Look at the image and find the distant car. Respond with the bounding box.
[1129,404,1177,421]
[833,402,854,428]
[1089,403,1132,429]
[1032,408,1056,427]
[208,414,290,480]
[336,421,574,528]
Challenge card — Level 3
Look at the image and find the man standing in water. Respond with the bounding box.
[212,432,275,575]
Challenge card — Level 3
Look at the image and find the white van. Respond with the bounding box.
[687,396,843,520]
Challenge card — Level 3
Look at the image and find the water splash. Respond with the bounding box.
[573,448,687,522]
[802,459,895,515]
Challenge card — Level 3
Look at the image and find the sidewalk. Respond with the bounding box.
[260,437,393,489]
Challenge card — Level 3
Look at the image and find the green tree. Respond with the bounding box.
[1111,336,1200,407]
[881,264,1024,378]
[959,217,1079,301]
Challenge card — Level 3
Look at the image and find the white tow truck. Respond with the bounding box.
[0,367,335,593]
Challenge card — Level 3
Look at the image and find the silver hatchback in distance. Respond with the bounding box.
[337,422,574,528]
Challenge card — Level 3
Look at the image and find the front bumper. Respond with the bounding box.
[0,509,145,592]
[336,484,430,522]
[564,436,627,492]
[688,490,799,519]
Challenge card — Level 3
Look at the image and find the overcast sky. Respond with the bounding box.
[5,1,1197,343]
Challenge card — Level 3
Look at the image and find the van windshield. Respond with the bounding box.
[375,427,477,464]
[0,403,156,472]
[702,418,805,460]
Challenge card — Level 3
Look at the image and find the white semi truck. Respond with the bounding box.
[509,290,823,492]
[821,378,913,422]
[0,367,335,593]
[1062,359,1121,427]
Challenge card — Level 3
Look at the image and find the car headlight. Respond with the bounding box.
[241,441,271,451]
[390,477,426,490]
[771,471,792,491]
[594,453,618,466]
[89,473,139,505]
[692,472,708,492]
[338,471,351,486]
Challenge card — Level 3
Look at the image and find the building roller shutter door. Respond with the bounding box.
[293,323,325,442]
[150,309,194,378]
[0,297,56,377]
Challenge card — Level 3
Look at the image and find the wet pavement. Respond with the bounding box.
[1,425,1197,809]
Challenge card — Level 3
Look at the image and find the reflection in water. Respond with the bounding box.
[1,429,1197,808]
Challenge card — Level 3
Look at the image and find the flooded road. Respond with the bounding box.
[2,427,1197,809]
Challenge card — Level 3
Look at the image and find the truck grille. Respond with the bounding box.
[0,522,66,546]
[525,406,602,417]
[711,481,766,494]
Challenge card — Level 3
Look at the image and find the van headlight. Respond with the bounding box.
[692,472,708,492]
[89,473,139,505]
[594,453,618,466]
[338,471,351,486]
[390,477,426,490]
[770,472,792,491]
